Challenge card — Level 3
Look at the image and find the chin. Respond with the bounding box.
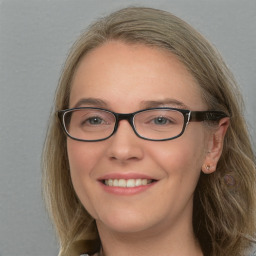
[96,210,155,234]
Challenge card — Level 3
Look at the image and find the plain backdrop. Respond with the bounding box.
[0,0,255,255]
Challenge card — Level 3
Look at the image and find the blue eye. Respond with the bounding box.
[87,117,103,125]
[153,116,170,125]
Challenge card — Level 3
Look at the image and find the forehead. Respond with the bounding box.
[70,41,206,111]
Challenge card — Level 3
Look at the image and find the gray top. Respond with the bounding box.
[80,250,256,256]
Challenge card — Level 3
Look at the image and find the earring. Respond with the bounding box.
[205,164,211,172]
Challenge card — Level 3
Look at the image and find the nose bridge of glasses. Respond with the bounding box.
[115,113,135,128]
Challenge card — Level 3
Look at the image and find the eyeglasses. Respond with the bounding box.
[58,107,228,142]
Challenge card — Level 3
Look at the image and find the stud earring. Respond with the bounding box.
[206,164,211,171]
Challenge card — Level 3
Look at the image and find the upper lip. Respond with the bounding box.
[97,172,157,181]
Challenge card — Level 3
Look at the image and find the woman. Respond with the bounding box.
[42,7,256,256]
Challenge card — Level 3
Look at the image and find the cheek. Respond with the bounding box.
[67,140,104,174]
[67,140,105,213]
[150,126,207,179]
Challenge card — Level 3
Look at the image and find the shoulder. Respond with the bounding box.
[250,250,256,256]
[80,253,100,256]
[249,244,256,256]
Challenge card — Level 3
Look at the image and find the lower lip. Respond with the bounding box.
[99,181,157,196]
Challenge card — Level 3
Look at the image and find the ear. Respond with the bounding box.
[202,117,230,174]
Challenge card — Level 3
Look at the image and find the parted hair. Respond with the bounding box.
[42,7,256,256]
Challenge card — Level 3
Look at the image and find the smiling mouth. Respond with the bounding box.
[103,179,156,188]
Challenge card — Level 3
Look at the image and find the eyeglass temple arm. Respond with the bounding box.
[190,111,229,122]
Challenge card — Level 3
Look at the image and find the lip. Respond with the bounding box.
[97,172,158,196]
[98,172,155,180]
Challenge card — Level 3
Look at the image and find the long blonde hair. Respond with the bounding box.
[42,7,256,256]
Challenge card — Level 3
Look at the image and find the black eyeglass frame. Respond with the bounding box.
[57,107,228,142]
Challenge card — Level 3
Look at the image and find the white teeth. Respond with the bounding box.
[127,179,135,187]
[104,178,152,187]
[142,179,147,185]
[113,179,119,186]
[118,179,126,187]
[135,179,142,186]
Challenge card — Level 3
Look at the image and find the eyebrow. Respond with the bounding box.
[72,97,189,110]
[140,99,189,109]
[73,98,109,108]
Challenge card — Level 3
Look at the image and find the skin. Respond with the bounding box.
[67,41,229,256]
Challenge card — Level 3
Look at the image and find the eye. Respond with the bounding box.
[152,116,173,125]
[82,116,105,126]
[87,116,104,125]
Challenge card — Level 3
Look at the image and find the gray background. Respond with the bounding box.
[1,0,255,255]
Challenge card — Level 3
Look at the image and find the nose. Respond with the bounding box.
[106,120,144,163]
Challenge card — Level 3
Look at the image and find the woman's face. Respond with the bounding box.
[68,41,211,235]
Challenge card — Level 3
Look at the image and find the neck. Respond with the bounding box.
[96,219,203,256]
